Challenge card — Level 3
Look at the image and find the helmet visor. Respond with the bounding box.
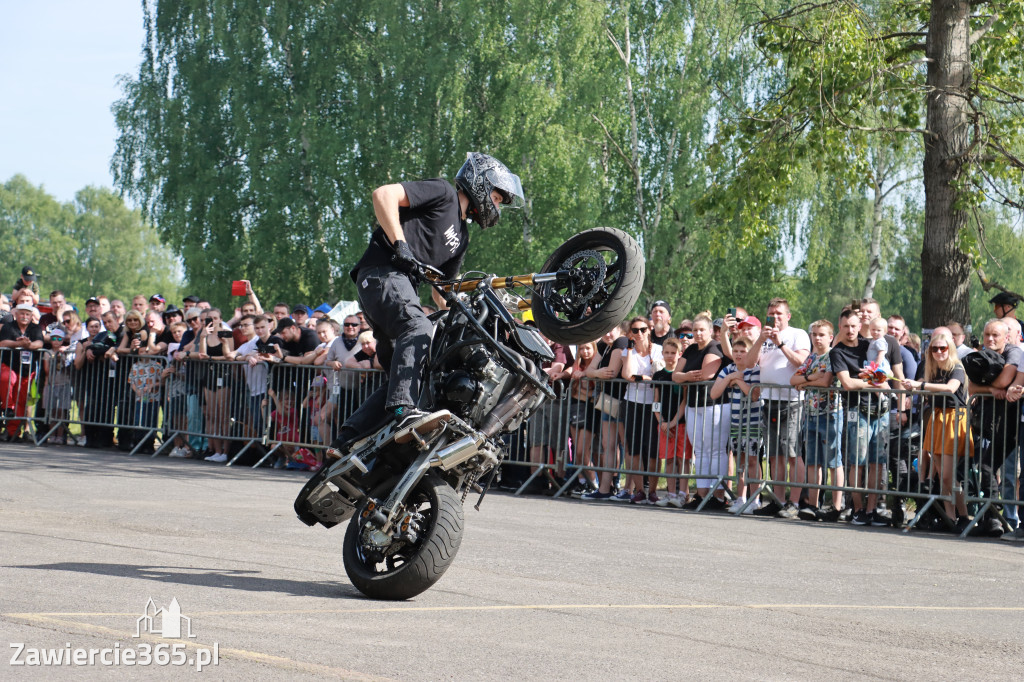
[487,167,525,210]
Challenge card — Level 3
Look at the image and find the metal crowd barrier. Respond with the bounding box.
[18,351,1024,537]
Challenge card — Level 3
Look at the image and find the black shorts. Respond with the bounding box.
[621,400,658,465]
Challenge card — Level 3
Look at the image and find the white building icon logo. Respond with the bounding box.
[135,597,195,639]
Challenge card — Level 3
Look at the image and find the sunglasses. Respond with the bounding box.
[343,322,360,327]
[678,333,693,339]
[930,345,949,353]
[631,327,649,333]
[63,318,72,324]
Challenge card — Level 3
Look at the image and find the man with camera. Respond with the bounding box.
[0,303,44,441]
[234,314,281,436]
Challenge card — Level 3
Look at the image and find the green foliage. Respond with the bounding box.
[0,175,180,305]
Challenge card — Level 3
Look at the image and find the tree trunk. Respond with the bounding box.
[863,148,885,299]
[921,0,972,328]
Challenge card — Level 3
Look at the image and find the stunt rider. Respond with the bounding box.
[329,152,525,455]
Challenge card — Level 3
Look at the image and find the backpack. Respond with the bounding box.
[962,348,1005,386]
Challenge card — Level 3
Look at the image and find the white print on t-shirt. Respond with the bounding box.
[444,225,460,253]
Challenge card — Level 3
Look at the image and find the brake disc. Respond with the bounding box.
[558,249,606,311]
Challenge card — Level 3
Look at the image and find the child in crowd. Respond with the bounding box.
[709,337,761,513]
[791,320,844,521]
[653,337,691,507]
[867,317,891,381]
[41,328,74,444]
[266,387,317,470]
[302,376,328,469]
[161,321,192,457]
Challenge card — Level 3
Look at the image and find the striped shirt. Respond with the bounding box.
[718,363,762,433]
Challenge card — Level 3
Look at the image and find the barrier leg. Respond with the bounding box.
[228,439,257,467]
[252,443,281,469]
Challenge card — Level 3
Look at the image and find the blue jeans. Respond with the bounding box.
[1001,447,1020,528]
[804,411,842,468]
[842,408,889,466]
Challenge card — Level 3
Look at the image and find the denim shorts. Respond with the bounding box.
[804,411,842,468]
[842,409,889,466]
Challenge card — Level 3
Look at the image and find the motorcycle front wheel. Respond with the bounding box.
[342,471,464,600]
[531,227,645,345]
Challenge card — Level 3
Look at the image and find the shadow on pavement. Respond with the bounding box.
[9,562,362,599]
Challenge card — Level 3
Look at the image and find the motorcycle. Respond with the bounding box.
[294,227,645,600]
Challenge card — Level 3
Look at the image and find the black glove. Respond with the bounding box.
[391,239,421,275]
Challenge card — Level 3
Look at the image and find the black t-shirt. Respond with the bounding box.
[0,321,44,373]
[651,330,671,346]
[653,367,683,420]
[829,339,873,408]
[680,341,724,408]
[927,365,969,409]
[280,327,319,357]
[156,328,175,346]
[595,336,629,399]
[351,179,469,281]
[353,349,374,364]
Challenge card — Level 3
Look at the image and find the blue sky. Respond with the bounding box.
[0,1,145,203]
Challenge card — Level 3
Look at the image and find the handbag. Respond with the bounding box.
[593,392,620,418]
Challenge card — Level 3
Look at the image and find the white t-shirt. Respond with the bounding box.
[236,336,269,396]
[758,326,811,401]
[624,345,664,404]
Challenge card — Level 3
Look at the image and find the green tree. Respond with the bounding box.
[703,0,1024,328]
[0,175,179,305]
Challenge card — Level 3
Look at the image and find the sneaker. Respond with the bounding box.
[752,501,783,517]
[955,515,972,535]
[870,510,890,527]
[630,491,648,505]
[838,507,853,523]
[204,452,228,463]
[776,502,799,519]
[797,504,820,522]
[391,406,430,430]
[851,509,870,526]
[974,514,1005,538]
[702,496,727,511]
[168,447,187,458]
[581,490,614,501]
[891,503,906,528]
[818,505,841,523]
[1000,527,1024,543]
[667,493,686,509]
[655,492,678,508]
[610,488,632,503]
[727,498,747,514]
[647,492,660,505]
[741,499,761,515]
[682,495,702,510]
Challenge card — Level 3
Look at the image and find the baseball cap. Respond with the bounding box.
[713,317,724,328]
[14,303,36,312]
[183,295,200,304]
[85,296,101,306]
[275,318,297,335]
[650,300,671,317]
[314,303,332,315]
[49,327,66,340]
[150,294,166,303]
[737,315,762,328]
[21,266,37,281]
[989,291,1019,307]
[184,307,202,320]
[292,304,312,316]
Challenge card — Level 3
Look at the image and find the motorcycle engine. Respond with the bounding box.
[437,346,512,425]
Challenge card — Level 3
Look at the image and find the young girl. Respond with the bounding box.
[161,321,192,458]
[567,341,600,493]
[41,328,74,444]
[710,337,761,513]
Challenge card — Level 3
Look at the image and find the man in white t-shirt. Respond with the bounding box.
[752,297,810,518]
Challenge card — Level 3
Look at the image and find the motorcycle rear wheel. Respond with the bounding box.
[342,472,464,600]
[531,227,645,345]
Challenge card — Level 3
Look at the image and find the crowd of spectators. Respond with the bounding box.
[2,265,1022,543]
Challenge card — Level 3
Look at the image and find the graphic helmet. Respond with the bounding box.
[454,152,524,229]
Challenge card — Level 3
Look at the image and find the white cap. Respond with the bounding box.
[14,303,36,312]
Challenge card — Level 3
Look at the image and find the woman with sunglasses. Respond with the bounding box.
[905,329,971,528]
[673,312,728,510]
[620,317,664,503]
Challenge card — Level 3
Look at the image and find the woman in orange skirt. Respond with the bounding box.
[906,329,972,524]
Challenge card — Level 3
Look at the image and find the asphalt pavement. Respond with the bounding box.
[1,443,1022,680]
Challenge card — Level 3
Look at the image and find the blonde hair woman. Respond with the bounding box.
[905,329,972,526]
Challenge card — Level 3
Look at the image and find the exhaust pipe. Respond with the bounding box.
[431,435,483,471]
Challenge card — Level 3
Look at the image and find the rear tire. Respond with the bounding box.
[532,227,645,345]
[342,472,464,600]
